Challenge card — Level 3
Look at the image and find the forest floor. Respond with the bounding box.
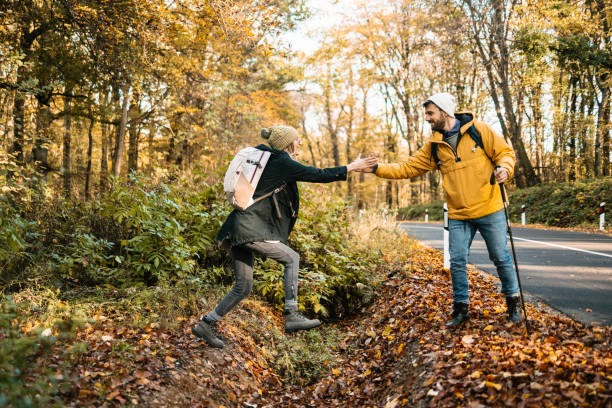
[27,241,611,407]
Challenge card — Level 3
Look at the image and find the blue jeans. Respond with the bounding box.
[448,209,519,304]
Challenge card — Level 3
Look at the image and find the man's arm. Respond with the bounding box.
[373,142,436,179]
[477,121,516,179]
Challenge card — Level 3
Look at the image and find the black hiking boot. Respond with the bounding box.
[446,302,469,327]
[506,296,523,323]
[192,317,224,348]
[284,307,321,333]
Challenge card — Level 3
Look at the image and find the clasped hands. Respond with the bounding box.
[346,156,378,173]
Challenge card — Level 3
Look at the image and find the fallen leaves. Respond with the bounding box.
[261,245,612,407]
[22,243,612,407]
[461,334,475,345]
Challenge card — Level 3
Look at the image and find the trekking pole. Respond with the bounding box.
[490,167,531,334]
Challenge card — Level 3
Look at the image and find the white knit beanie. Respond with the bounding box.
[424,92,457,117]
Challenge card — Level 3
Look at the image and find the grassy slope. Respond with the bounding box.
[397,177,611,230]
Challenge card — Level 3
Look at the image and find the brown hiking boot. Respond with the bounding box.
[192,318,224,348]
[284,308,321,333]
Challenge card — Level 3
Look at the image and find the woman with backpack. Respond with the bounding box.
[193,125,377,348]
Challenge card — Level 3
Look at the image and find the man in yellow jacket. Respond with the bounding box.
[362,92,521,326]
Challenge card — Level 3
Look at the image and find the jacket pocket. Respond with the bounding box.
[442,157,493,212]
[441,160,469,210]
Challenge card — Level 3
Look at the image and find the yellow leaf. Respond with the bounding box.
[484,325,493,331]
[485,381,502,391]
[332,368,340,375]
[423,377,435,386]
[455,392,464,399]
[397,343,405,355]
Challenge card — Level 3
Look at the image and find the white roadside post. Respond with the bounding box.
[600,202,606,231]
[443,202,450,269]
[425,209,429,223]
[521,204,526,226]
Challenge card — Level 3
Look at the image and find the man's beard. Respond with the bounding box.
[429,117,447,133]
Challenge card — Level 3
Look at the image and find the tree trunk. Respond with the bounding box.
[100,123,109,190]
[568,77,579,181]
[386,181,393,208]
[128,123,139,173]
[595,84,610,177]
[127,95,141,173]
[580,86,594,178]
[358,171,365,209]
[324,70,341,167]
[601,89,610,177]
[465,0,540,187]
[85,117,94,200]
[148,123,155,175]
[529,85,544,180]
[346,88,354,199]
[11,90,25,164]
[591,0,610,176]
[33,95,51,179]
[63,95,72,196]
[112,87,130,177]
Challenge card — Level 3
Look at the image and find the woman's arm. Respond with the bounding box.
[284,156,378,183]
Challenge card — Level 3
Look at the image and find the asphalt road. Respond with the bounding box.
[398,222,612,326]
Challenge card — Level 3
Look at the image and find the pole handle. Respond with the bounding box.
[490,165,508,203]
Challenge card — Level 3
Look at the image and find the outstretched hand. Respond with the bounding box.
[347,156,377,173]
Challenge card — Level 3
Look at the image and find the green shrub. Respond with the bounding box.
[397,200,443,221]
[506,177,611,227]
[0,207,37,279]
[0,296,79,407]
[13,174,233,288]
[1,172,380,317]
[254,186,380,318]
[396,177,611,229]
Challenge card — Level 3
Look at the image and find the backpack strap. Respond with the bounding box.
[467,124,495,165]
[252,182,287,218]
[431,143,442,169]
[432,124,495,169]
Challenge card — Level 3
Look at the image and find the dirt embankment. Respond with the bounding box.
[154,246,610,407]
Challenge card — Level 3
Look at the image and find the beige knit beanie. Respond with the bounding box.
[260,126,299,151]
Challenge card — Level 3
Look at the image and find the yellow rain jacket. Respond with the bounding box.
[375,112,516,220]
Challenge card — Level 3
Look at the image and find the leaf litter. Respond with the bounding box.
[31,244,610,407]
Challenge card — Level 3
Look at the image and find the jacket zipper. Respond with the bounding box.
[434,140,462,163]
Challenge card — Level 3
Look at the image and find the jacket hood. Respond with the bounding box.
[256,143,290,157]
[431,111,475,142]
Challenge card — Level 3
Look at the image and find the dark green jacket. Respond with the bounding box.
[217,144,347,246]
